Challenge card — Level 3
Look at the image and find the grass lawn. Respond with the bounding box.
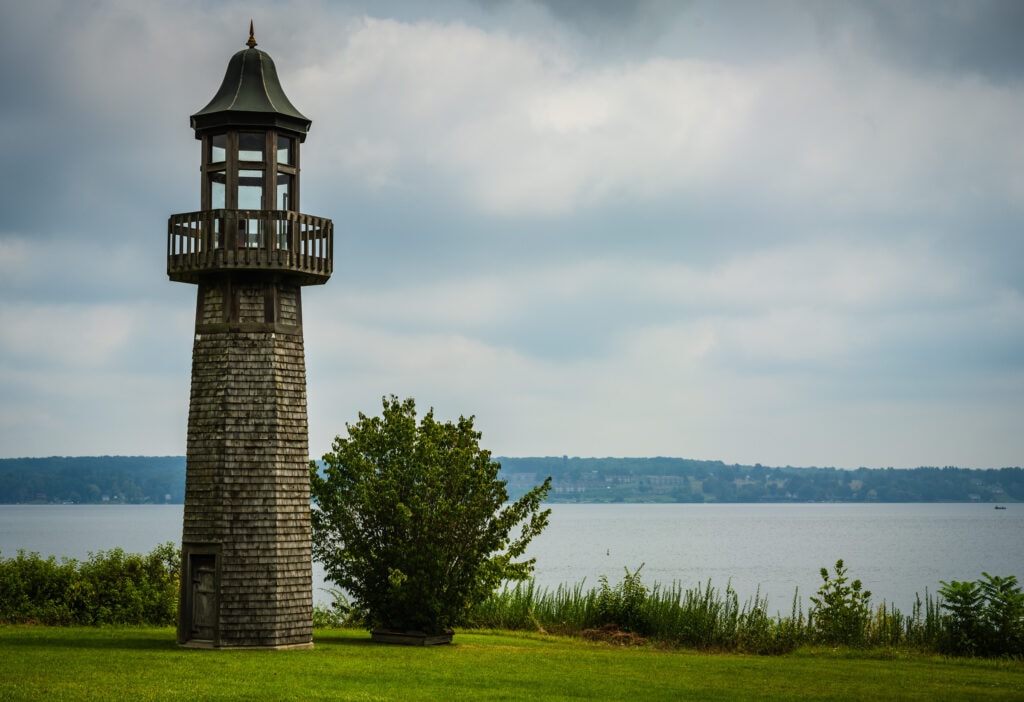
[1,626,1021,701]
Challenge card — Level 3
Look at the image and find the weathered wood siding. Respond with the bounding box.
[180,280,313,648]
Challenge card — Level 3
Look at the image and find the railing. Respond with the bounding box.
[167,209,333,285]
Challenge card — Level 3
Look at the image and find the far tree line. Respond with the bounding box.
[0,455,1020,505]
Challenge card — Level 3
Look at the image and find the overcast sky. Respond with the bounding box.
[1,1,1022,468]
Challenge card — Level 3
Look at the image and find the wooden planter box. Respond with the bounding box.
[371,629,453,646]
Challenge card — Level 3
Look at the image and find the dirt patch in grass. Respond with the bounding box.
[580,624,649,646]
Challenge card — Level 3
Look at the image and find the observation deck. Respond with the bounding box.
[168,209,332,286]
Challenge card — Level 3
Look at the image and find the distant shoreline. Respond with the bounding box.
[1,455,1020,505]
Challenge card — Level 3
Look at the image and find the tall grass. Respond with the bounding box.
[468,568,807,654]
[469,580,596,634]
[467,565,1023,657]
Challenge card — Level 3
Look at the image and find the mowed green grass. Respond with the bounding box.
[1,626,1021,701]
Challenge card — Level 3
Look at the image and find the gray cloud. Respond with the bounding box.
[847,0,1024,83]
[0,1,1021,468]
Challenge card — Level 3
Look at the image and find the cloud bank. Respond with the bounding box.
[0,0,1021,468]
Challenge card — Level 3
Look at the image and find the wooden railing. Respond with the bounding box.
[167,210,333,285]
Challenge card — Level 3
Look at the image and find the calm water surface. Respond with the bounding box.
[1,503,1021,612]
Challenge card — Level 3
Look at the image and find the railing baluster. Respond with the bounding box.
[168,209,332,283]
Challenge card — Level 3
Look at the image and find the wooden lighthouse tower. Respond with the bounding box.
[168,24,332,649]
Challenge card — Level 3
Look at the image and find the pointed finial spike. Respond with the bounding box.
[246,20,257,48]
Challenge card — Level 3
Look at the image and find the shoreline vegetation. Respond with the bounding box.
[2,547,1021,659]
[1,455,1022,504]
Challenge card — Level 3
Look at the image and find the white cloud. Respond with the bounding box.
[0,238,31,282]
[305,219,1022,466]
[295,15,1024,219]
[0,366,188,457]
[1,1,1022,468]
[0,304,139,368]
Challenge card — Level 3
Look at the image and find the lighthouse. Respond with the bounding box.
[168,24,332,648]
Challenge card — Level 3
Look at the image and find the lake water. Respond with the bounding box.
[1,503,1021,614]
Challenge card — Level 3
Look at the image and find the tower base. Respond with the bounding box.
[177,280,314,649]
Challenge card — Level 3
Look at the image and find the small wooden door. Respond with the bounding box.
[190,555,217,640]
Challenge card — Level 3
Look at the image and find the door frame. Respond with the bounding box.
[178,542,221,646]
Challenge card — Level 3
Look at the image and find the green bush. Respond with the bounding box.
[809,559,872,647]
[595,565,648,633]
[0,543,179,626]
[939,573,1024,657]
[310,396,551,636]
[0,550,78,624]
[938,578,983,655]
[977,573,1024,656]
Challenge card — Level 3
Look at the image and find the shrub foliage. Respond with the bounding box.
[310,396,552,635]
[809,559,872,646]
[939,573,1024,657]
[0,543,179,625]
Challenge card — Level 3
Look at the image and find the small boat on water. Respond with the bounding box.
[994,505,1007,510]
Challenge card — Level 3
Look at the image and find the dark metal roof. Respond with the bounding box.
[191,24,311,139]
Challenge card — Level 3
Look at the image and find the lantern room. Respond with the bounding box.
[168,23,331,286]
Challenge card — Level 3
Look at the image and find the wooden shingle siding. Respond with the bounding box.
[180,285,314,648]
